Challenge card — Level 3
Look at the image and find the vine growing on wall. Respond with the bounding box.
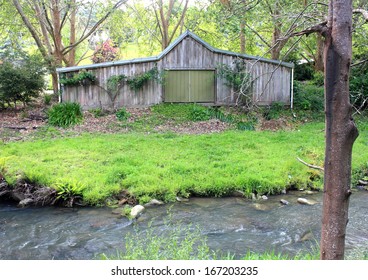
[59,70,97,86]
[217,58,252,107]
[95,66,162,109]
[105,74,126,109]
[126,67,161,91]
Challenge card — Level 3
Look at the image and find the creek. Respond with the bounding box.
[0,190,367,260]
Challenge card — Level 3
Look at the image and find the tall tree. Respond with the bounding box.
[218,0,259,53]
[320,0,360,260]
[154,0,190,50]
[126,0,190,52]
[293,0,360,259]
[11,0,126,93]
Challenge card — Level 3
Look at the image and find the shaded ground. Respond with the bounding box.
[0,100,298,143]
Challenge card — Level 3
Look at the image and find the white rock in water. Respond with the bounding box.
[130,205,145,219]
[18,198,33,208]
[280,199,289,205]
[144,199,164,207]
[297,198,316,205]
[261,195,268,200]
[176,196,189,202]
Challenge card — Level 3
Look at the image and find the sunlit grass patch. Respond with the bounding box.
[0,119,367,205]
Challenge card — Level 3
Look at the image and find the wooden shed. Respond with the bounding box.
[57,31,294,109]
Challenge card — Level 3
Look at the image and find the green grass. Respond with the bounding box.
[120,104,257,132]
[0,110,367,205]
[100,213,321,260]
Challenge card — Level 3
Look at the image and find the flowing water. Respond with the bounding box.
[0,191,367,260]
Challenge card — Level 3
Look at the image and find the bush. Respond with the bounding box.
[0,54,46,108]
[116,107,130,121]
[263,101,286,120]
[294,62,314,81]
[92,39,119,64]
[293,81,324,112]
[47,102,83,128]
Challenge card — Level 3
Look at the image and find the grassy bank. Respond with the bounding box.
[1,117,367,205]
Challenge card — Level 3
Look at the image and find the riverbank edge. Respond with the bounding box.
[1,172,367,209]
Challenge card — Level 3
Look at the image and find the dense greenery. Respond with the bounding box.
[0,54,46,109]
[293,81,324,112]
[126,66,161,91]
[59,70,97,86]
[115,107,130,121]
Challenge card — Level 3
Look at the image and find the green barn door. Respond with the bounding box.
[165,70,215,103]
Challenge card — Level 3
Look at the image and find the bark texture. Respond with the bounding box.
[320,0,359,260]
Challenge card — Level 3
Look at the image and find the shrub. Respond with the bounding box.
[294,62,314,81]
[293,81,324,112]
[116,107,130,121]
[0,54,46,108]
[263,101,286,120]
[92,39,119,64]
[89,108,105,118]
[47,102,83,128]
[55,181,85,207]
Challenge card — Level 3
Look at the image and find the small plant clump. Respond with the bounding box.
[188,105,211,121]
[43,94,52,106]
[55,181,85,207]
[47,102,83,128]
[89,108,105,118]
[115,107,130,121]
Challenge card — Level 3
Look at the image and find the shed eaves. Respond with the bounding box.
[56,30,294,73]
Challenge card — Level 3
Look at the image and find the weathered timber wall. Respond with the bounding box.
[59,33,293,109]
[61,61,162,109]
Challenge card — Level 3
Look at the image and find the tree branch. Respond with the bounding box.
[288,21,328,38]
[12,0,49,60]
[244,22,271,48]
[62,0,127,55]
[353,8,368,21]
[297,157,324,172]
[168,0,189,44]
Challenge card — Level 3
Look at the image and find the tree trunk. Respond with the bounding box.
[320,0,359,260]
[240,21,246,53]
[51,70,59,95]
[271,17,282,60]
[68,0,77,66]
[314,33,325,72]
